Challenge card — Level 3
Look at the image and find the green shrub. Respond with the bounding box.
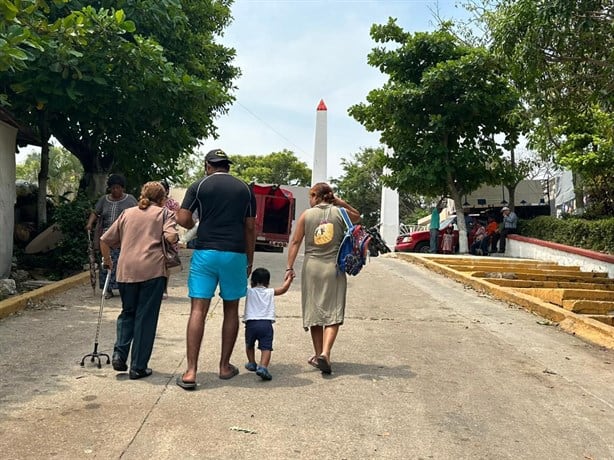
[16,192,94,278]
[51,192,94,276]
[519,216,614,254]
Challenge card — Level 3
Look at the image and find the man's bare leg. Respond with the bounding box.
[219,299,239,377]
[182,297,210,382]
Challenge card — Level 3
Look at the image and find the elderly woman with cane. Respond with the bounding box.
[100,181,178,380]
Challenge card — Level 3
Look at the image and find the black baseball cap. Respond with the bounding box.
[205,149,232,164]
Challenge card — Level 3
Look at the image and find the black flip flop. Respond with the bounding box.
[219,364,239,380]
[317,355,332,374]
[176,376,197,390]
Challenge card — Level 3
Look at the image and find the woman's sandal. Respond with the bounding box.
[307,355,319,368]
[317,355,332,374]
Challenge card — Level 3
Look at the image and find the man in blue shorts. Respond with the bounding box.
[175,149,256,390]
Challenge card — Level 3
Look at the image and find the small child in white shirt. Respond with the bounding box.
[243,267,293,380]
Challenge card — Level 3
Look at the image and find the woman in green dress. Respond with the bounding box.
[286,182,360,375]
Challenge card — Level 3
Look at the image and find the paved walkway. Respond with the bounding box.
[1,251,613,459]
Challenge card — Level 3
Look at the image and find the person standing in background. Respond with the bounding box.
[498,206,518,253]
[429,200,443,253]
[86,174,137,299]
[161,180,180,299]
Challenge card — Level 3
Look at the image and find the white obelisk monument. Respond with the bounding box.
[311,99,327,186]
[380,147,399,247]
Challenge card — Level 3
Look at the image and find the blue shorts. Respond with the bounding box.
[245,320,274,351]
[188,249,248,300]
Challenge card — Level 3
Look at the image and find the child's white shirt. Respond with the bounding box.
[243,286,275,322]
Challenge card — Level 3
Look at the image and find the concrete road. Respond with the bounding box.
[0,250,613,459]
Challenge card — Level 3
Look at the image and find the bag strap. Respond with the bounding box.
[339,207,353,231]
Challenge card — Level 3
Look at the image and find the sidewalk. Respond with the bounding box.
[1,251,613,459]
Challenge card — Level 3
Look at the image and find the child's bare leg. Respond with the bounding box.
[246,347,256,364]
[260,350,271,368]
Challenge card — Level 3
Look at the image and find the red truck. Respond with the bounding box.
[252,184,295,252]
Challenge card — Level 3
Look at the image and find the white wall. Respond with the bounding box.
[0,121,17,278]
[508,238,614,279]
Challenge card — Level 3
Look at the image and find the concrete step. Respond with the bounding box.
[471,271,613,283]
[590,315,614,326]
[455,266,607,277]
[438,261,567,270]
[429,257,560,267]
[480,278,614,290]
[522,288,614,307]
[562,299,614,314]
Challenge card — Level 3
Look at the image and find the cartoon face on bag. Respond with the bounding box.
[313,208,334,245]
[314,222,334,245]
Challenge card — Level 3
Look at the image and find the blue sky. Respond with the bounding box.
[198,0,472,179]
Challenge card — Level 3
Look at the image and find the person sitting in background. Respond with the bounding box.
[485,215,500,255]
[470,220,488,256]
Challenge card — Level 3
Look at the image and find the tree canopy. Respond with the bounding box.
[229,150,311,186]
[16,145,83,203]
[349,20,521,250]
[331,147,429,228]
[488,0,614,214]
[1,0,239,198]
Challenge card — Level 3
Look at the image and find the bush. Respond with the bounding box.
[519,216,614,254]
[16,192,94,278]
[52,192,94,275]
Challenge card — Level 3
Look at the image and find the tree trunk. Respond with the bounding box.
[53,129,112,199]
[572,172,585,215]
[36,110,50,228]
[507,184,517,210]
[81,171,109,199]
[447,176,468,254]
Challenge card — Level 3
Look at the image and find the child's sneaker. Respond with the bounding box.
[245,362,257,372]
[256,366,272,381]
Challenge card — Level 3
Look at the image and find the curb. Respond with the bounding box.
[394,253,614,349]
[0,271,90,320]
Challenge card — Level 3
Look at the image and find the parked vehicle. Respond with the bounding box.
[395,216,476,253]
[365,223,391,257]
[252,184,295,252]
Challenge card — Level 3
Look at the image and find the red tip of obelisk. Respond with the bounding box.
[317,99,327,111]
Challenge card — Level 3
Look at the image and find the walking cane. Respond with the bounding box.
[80,269,112,368]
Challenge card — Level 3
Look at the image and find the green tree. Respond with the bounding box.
[2,4,144,225]
[349,20,521,252]
[16,146,83,203]
[1,0,239,203]
[488,0,614,215]
[331,147,429,228]
[230,150,311,186]
[0,0,55,88]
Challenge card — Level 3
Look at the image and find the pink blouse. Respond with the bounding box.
[100,205,178,282]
